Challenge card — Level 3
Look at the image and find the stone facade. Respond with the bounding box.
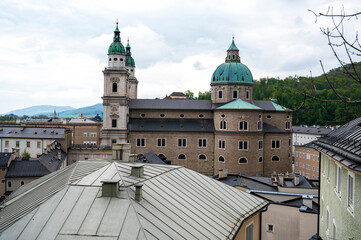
[100,24,292,177]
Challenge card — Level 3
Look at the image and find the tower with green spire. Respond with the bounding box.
[101,21,138,145]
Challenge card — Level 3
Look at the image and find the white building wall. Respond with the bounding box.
[0,138,54,157]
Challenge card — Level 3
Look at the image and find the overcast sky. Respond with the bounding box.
[0,0,360,114]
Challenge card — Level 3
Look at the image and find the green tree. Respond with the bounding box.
[21,149,31,158]
[184,90,194,99]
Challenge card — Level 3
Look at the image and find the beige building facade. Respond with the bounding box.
[294,143,319,179]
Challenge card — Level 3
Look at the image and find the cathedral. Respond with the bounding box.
[101,23,292,176]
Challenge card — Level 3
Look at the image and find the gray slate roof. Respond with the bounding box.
[5,149,66,178]
[313,117,361,172]
[137,152,166,164]
[0,153,11,168]
[0,127,65,139]
[0,160,268,240]
[130,99,213,110]
[293,125,332,135]
[263,122,289,133]
[129,118,215,132]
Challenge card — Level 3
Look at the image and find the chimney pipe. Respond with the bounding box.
[135,183,143,202]
[101,179,119,197]
[218,168,228,179]
[131,164,144,178]
[278,173,284,186]
[294,172,300,186]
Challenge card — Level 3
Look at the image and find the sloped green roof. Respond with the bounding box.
[217,99,262,110]
[125,55,135,67]
[211,62,253,84]
[108,42,125,55]
[271,101,289,111]
[227,40,239,51]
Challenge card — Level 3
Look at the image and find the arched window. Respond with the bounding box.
[178,154,186,160]
[158,154,166,160]
[272,156,280,161]
[239,157,248,164]
[112,83,117,92]
[21,181,24,186]
[198,154,206,160]
[218,156,225,162]
[259,157,263,163]
[220,120,227,130]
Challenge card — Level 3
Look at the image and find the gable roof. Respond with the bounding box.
[313,117,361,173]
[0,160,267,239]
[216,99,262,110]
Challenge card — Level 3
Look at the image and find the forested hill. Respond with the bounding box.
[253,63,361,125]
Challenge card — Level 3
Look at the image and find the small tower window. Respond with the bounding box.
[218,90,223,99]
[233,90,238,99]
[112,119,117,128]
[160,114,165,117]
[120,58,123,61]
[246,90,250,99]
[109,58,111,61]
[233,55,235,59]
[112,83,118,92]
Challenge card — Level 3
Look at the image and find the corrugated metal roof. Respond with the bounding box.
[0,160,267,239]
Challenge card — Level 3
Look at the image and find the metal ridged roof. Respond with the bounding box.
[0,160,267,239]
[216,99,262,110]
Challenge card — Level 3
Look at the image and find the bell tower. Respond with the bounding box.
[101,22,137,145]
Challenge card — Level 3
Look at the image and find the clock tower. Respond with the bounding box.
[101,22,137,145]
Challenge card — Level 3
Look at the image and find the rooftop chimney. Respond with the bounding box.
[58,149,62,160]
[272,177,278,186]
[294,172,300,186]
[112,143,131,161]
[131,164,144,178]
[218,168,228,179]
[101,179,119,197]
[278,173,284,186]
[135,183,143,202]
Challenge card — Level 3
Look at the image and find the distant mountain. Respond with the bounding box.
[6,105,74,116]
[59,103,103,117]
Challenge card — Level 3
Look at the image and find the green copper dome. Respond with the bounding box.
[108,22,125,55]
[227,39,239,51]
[211,62,253,84]
[126,56,135,67]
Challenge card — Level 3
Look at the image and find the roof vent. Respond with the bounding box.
[131,164,144,178]
[135,183,143,202]
[101,179,119,197]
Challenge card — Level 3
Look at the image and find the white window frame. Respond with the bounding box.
[245,221,254,240]
[271,140,280,149]
[157,138,166,147]
[177,138,187,148]
[218,90,223,99]
[266,223,274,232]
[218,140,226,149]
[257,121,262,130]
[321,196,324,221]
[239,121,248,131]
[232,90,238,99]
[238,141,248,151]
[334,163,342,198]
[286,121,290,130]
[326,206,330,236]
[198,138,207,148]
[258,140,263,150]
[347,171,355,215]
[136,138,146,147]
[220,120,227,130]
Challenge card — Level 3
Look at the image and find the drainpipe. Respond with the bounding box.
[259,203,270,240]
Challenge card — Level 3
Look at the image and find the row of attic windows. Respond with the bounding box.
[218,156,278,163]
[139,113,205,118]
[109,58,123,61]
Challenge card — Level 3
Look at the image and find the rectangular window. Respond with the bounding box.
[333,222,336,240]
[306,164,310,170]
[258,140,263,150]
[26,141,30,148]
[136,138,145,147]
[289,138,291,147]
[266,224,274,232]
[112,119,117,128]
[239,121,248,131]
[90,141,97,145]
[90,132,97,137]
[218,90,223,99]
[295,162,298,167]
[321,197,324,220]
[232,90,238,99]
[157,138,166,147]
[83,132,88,137]
[271,140,280,149]
[220,120,227,130]
[198,139,207,148]
[178,138,187,147]
[257,121,262,130]
[218,140,226,149]
[238,141,248,150]
[348,172,355,213]
[246,223,254,240]
[327,158,330,180]
[37,141,41,148]
[326,209,330,234]
[5,141,9,147]
[246,90,250,100]
[286,122,290,130]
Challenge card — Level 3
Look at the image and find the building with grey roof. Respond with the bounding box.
[313,117,361,240]
[292,125,333,154]
[0,126,69,158]
[100,23,293,177]
[0,159,268,239]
